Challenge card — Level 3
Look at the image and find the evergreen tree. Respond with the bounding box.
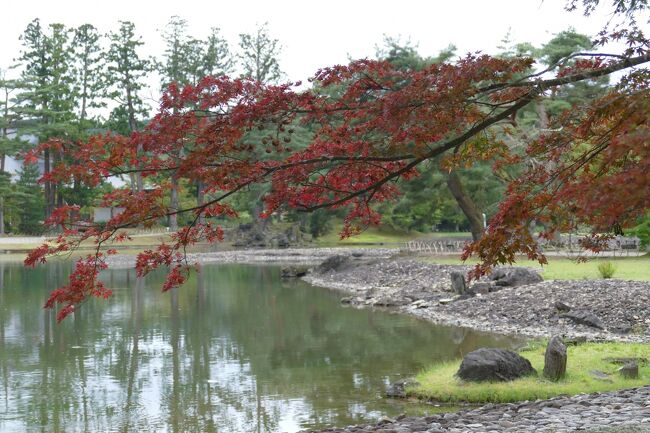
[15,19,76,218]
[104,21,152,192]
[15,162,44,234]
[72,24,105,126]
[0,69,25,234]
[201,27,233,79]
[239,23,283,83]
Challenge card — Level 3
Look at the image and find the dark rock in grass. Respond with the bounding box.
[618,362,639,379]
[543,336,567,381]
[457,348,536,382]
[280,266,308,278]
[554,301,572,313]
[590,370,613,382]
[317,255,351,273]
[450,271,469,295]
[490,267,543,287]
[385,378,420,398]
[560,310,605,330]
[603,357,648,366]
[565,336,588,346]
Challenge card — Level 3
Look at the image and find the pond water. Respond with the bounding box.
[0,261,519,433]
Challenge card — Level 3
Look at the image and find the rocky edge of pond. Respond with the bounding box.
[302,253,650,344]
[300,385,650,432]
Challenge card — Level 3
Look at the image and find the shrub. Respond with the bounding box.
[597,261,617,279]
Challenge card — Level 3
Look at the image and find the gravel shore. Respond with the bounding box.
[304,256,650,343]
[300,386,650,433]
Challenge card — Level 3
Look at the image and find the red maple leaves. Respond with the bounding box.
[27,28,650,321]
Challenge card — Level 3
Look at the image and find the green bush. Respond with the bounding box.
[597,261,617,279]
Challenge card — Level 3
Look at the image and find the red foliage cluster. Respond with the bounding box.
[26,23,650,320]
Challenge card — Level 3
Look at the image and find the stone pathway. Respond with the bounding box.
[301,386,650,432]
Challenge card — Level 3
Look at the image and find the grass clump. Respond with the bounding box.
[597,261,617,279]
[409,342,650,404]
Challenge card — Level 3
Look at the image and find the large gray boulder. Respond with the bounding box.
[490,267,543,287]
[543,336,567,381]
[457,348,537,382]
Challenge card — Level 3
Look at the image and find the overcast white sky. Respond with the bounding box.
[1,0,620,76]
[1,0,633,113]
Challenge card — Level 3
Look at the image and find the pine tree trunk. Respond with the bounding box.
[0,196,4,236]
[446,171,484,241]
[44,148,52,218]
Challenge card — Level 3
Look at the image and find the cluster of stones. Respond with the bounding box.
[456,336,639,384]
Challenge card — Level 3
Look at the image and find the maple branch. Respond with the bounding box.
[298,90,537,211]
[479,52,650,93]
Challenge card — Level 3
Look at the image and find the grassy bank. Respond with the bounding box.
[424,255,650,281]
[410,342,650,404]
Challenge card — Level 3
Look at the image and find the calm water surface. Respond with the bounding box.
[0,261,519,432]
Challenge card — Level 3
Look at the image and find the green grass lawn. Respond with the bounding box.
[410,342,650,404]
[316,224,470,245]
[423,255,650,281]
[315,224,419,245]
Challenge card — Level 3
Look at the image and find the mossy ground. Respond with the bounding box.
[410,342,650,404]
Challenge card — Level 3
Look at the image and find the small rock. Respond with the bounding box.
[564,336,587,346]
[317,255,351,273]
[281,266,308,278]
[386,378,420,398]
[490,267,543,287]
[611,325,633,335]
[439,298,456,305]
[618,362,639,379]
[410,299,429,309]
[560,310,605,330]
[554,301,572,313]
[603,357,648,366]
[589,370,613,382]
[470,282,491,295]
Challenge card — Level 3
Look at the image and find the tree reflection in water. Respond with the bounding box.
[0,261,521,432]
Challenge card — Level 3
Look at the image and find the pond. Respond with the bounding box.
[0,260,519,433]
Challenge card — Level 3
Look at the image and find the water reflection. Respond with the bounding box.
[0,261,520,432]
